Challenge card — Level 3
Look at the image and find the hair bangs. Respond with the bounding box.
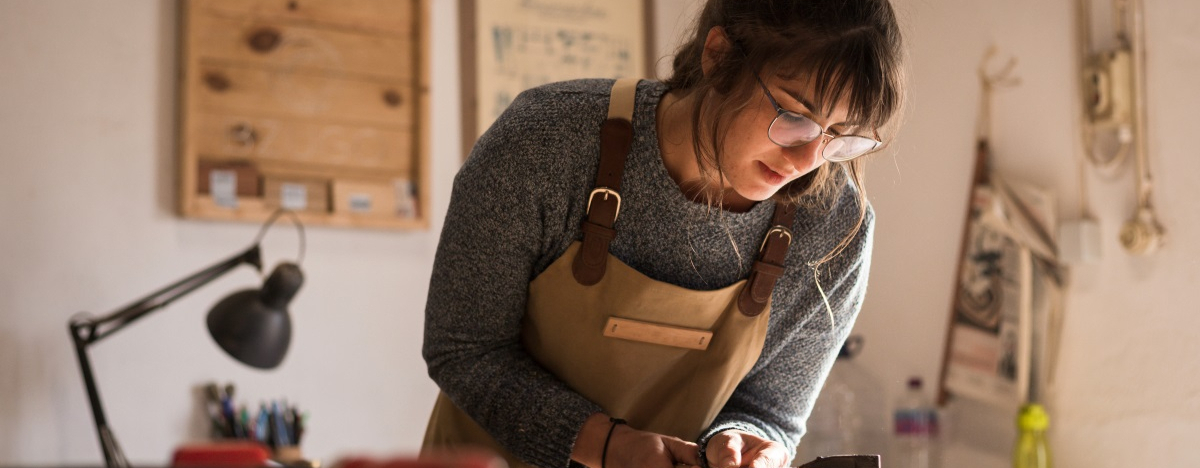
[771,34,898,131]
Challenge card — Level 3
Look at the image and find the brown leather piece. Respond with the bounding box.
[750,260,787,279]
[738,202,797,316]
[572,221,617,285]
[771,202,798,227]
[573,118,634,285]
[596,119,633,190]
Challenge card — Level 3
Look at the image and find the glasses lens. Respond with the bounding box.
[822,135,880,162]
[768,112,823,147]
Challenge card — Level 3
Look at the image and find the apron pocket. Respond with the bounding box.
[603,317,713,350]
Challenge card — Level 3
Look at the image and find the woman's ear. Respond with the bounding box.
[700,26,731,77]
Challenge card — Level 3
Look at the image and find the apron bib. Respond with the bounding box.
[423,79,797,468]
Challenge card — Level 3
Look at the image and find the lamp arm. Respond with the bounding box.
[71,245,262,344]
[67,244,262,468]
[70,326,127,468]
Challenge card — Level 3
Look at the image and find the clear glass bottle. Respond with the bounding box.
[891,377,940,468]
[1013,403,1051,468]
[798,337,889,460]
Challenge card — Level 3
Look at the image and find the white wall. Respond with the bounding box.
[0,0,455,463]
[854,0,1200,467]
[2,0,1197,466]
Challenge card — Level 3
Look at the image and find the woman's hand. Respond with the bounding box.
[606,423,700,468]
[703,430,788,468]
[571,413,700,468]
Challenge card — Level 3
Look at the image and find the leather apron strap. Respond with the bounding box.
[572,78,639,286]
[738,202,797,316]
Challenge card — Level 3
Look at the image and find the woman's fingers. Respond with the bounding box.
[744,443,787,468]
[706,431,788,468]
[708,432,744,468]
[605,426,703,468]
[665,437,700,466]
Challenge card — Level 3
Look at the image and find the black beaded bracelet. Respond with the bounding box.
[697,441,710,468]
[602,417,627,468]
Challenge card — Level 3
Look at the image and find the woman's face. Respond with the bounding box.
[715,74,856,204]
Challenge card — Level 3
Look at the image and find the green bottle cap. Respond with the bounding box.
[1017,403,1049,431]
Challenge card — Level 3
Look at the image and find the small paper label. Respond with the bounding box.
[280,183,308,210]
[349,193,373,212]
[394,179,416,218]
[211,170,238,208]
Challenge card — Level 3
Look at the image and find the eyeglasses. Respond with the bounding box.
[756,77,882,162]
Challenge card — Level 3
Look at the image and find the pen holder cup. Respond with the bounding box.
[274,445,317,468]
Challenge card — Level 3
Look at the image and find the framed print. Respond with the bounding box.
[937,143,1065,408]
[459,0,654,157]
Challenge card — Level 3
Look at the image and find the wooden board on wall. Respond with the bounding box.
[180,0,430,230]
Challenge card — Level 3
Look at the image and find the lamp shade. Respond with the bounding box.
[207,262,303,369]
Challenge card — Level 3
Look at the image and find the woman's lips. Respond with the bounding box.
[758,161,787,185]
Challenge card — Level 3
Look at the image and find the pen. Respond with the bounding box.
[209,414,224,439]
[256,403,270,444]
[204,383,227,437]
[239,406,251,440]
[292,407,305,445]
[222,397,239,438]
[272,400,289,447]
[283,405,296,445]
[224,384,243,439]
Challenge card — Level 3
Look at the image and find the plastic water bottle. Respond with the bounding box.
[1013,403,1051,468]
[798,336,889,460]
[891,377,940,468]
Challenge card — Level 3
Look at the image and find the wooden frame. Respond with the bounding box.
[179,0,431,230]
[936,141,1064,408]
[458,0,655,158]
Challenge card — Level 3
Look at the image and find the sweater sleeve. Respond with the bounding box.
[697,206,876,462]
[422,90,603,468]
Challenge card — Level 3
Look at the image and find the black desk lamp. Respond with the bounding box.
[69,209,306,468]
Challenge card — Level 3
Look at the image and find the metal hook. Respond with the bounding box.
[979,45,1022,91]
[977,46,1022,140]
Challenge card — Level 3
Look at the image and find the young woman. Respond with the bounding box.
[421,2,906,468]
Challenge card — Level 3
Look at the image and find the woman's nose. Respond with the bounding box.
[783,136,827,173]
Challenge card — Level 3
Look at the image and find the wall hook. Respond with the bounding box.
[977,46,1021,142]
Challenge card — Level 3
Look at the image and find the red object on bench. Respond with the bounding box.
[172,441,272,467]
[335,451,506,468]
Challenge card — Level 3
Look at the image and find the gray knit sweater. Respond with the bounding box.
[423,79,873,468]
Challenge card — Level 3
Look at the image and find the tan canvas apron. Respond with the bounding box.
[422,79,798,468]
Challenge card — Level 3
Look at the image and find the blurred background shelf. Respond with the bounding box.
[179,0,431,230]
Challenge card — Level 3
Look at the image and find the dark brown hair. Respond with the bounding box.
[664,0,906,264]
